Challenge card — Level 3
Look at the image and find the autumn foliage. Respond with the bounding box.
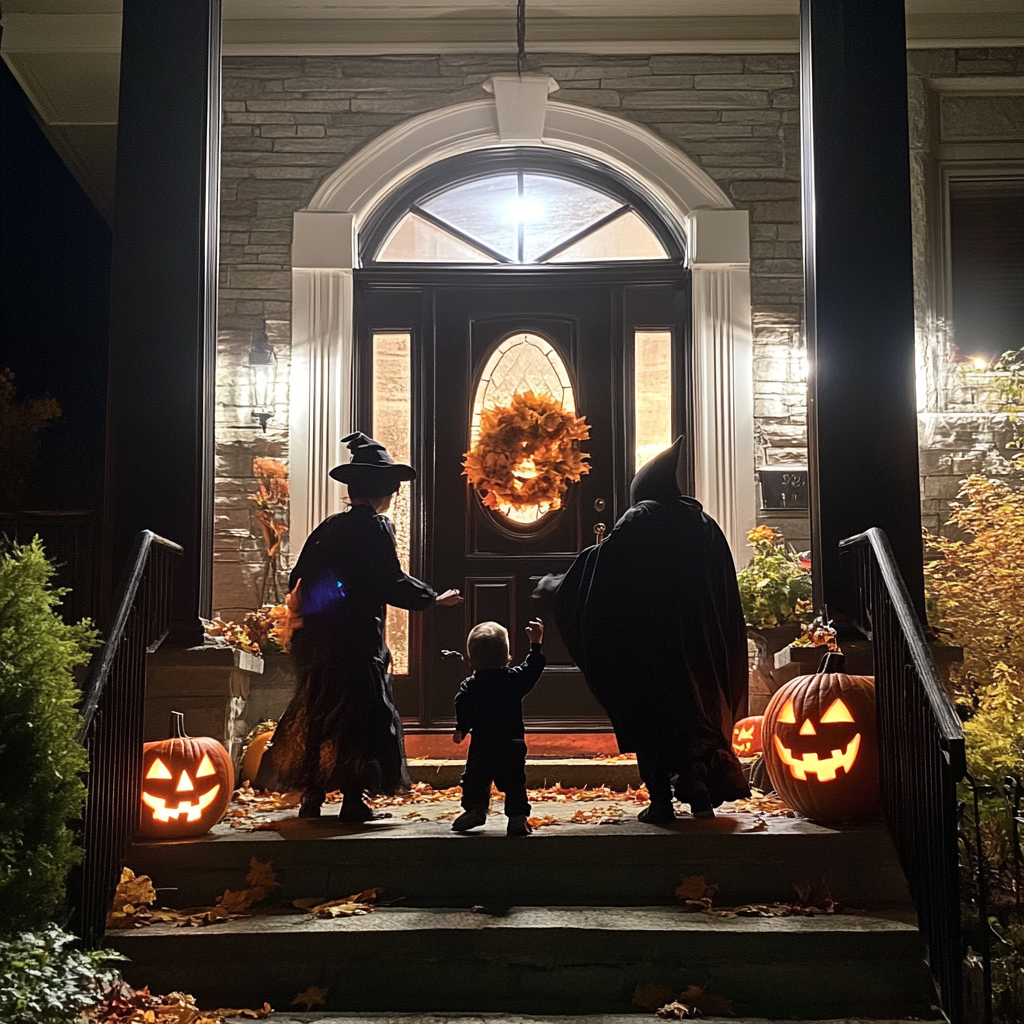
[462,390,590,514]
[925,471,1024,785]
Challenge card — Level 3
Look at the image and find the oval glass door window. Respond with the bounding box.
[471,332,576,526]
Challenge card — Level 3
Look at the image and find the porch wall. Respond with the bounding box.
[213,47,1023,619]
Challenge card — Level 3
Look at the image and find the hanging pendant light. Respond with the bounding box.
[247,323,277,432]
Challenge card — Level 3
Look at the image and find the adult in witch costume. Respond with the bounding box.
[539,437,750,822]
[257,432,462,820]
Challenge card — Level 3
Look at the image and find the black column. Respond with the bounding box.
[800,0,925,623]
[103,0,221,642]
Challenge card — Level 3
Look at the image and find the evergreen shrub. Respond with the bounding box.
[0,539,98,933]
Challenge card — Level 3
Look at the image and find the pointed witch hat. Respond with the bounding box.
[329,431,417,484]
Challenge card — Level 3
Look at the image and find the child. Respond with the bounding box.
[451,617,545,837]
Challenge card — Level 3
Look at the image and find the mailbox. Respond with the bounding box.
[759,468,808,510]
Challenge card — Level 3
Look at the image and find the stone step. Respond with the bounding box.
[407,757,642,791]
[126,815,914,911]
[107,906,937,1020]
[271,1016,922,1024]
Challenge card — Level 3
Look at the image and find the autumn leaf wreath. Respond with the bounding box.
[462,390,590,514]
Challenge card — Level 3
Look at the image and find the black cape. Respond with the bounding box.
[547,440,749,805]
[258,503,435,796]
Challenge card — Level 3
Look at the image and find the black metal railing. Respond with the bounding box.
[840,527,967,1024]
[67,531,181,947]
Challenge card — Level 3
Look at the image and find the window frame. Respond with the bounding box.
[359,147,686,269]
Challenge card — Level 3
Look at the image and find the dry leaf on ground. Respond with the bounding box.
[656,1000,702,1019]
[675,875,719,907]
[86,979,272,1024]
[106,868,158,929]
[678,985,735,1017]
[296,886,383,918]
[633,984,679,1010]
[526,815,559,829]
[291,986,329,1010]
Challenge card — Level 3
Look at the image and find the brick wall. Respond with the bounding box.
[213,47,1022,616]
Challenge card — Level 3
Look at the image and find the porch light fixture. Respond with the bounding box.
[248,323,278,432]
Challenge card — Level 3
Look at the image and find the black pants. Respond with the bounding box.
[460,736,530,817]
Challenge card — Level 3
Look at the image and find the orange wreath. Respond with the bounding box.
[462,390,590,514]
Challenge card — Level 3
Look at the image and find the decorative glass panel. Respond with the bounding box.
[548,209,668,262]
[377,213,498,263]
[372,332,412,674]
[521,174,624,262]
[471,332,575,525]
[420,174,519,261]
[634,330,673,472]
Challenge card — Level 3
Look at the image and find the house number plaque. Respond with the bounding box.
[759,468,809,510]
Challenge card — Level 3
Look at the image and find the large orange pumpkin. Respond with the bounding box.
[731,715,764,757]
[238,724,275,788]
[139,712,233,838]
[762,653,880,822]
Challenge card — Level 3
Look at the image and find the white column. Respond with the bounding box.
[689,208,756,558]
[290,210,356,549]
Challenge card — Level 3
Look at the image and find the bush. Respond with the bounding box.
[0,539,98,933]
[0,925,123,1024]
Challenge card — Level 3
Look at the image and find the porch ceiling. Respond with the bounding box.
[2,0,1023,220]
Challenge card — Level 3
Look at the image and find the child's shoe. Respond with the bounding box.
[451,808,487,831]
[506,814,532,837]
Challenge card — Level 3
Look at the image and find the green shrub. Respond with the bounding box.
[0,925,124,1024]
[0,539,98,934]
[736,525,814,629]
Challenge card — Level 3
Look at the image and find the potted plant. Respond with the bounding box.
[737,526,814,713]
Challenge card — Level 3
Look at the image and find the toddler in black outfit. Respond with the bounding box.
[451,617,545,837]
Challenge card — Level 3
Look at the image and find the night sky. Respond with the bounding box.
[1,51,111,512]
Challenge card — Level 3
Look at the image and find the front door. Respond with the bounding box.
[355,270,691,731]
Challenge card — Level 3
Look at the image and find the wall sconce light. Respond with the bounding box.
[248,324,277,432]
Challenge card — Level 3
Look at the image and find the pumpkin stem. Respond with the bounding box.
[817,651,846,673]
[169,711,189,739]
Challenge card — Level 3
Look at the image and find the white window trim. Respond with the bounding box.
[291,91,755,557]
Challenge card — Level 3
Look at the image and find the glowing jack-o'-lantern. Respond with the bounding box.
[139,712,233,839]
[762,653,880,822]
[731,715,764,757]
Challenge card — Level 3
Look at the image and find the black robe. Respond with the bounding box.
[259,503,434,796]
[547,442,749,806]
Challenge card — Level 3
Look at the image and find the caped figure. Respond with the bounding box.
[256,431,461,821]
[451,617,546,837]
[538,437,750,822]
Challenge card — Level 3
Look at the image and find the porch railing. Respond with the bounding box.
[840,527,967,1023]
[67,530,182,947]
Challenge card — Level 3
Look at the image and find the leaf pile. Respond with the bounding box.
[675,875,849,918]
[107,859,281,930]
[86,979,271,1024]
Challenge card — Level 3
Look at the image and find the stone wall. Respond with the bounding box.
[213,47,1023,616]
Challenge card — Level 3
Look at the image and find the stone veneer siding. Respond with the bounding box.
[214,48,1023,618]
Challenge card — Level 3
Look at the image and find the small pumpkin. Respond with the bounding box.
[238,721,276,788]
[731,715,764,757]
[762,652,880,822]
[139,712,233,838]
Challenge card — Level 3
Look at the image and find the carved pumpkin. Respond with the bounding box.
[731,715,764,756]
[139,712,233,838]
[762,653,880,822]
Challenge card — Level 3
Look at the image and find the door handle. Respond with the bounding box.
[593,522,607,544]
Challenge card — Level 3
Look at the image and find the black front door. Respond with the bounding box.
[355,269,691,731]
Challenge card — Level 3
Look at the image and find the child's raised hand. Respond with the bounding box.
[525,617,544,644]
[452,730,464,744]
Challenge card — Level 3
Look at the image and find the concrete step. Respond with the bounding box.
[125,815,914,911]
[107,906,938,1020]
[271,1017,923,1024]
[407,758,642,791]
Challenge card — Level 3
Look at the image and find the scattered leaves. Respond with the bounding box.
[675,875,719,910]
[86,978,272,1023]
[291,986,329,1010]
[656,1001,702,1019]
[296,887,382,918]
[525,815,559,829]
[106,868,158,929]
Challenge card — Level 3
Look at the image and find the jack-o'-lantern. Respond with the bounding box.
[139,712,233,838]
[731,715,764,757]
[762,653,880,822]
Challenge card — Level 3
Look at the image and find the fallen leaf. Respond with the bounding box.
[525,815,559,829]
[291,986,329,1010]
[106,868,159,928]
[211,1005,273,1019]
[656,1000,702,1019]
[678,985,734,1017]
[633,984,678,1010]
[303,887,382,918]
[244,856,280,889]
[675,875,719,902]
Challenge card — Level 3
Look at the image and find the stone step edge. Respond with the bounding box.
[273,1016,919,1024]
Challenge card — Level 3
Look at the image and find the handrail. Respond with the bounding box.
[840,526,966,1023]
[68,530,182,947]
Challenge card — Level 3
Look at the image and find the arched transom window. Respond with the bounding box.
[365,151,678,266]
